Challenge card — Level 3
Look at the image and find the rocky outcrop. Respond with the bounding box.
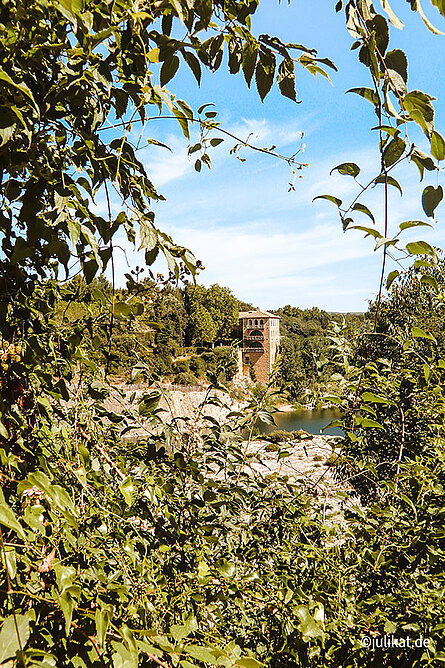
[104,383,243,440]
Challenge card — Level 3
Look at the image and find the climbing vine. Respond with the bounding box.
[1,0,445,667]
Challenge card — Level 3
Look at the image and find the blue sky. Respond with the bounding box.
[103,1,445,312]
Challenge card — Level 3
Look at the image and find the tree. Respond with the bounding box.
[205,285,239,340]
[2,1,445,667]
[188,302,218,345]
[184,283,238,344]
[330,260,445,497]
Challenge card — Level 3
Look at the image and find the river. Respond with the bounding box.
[256,408,343,436]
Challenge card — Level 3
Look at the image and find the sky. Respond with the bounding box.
[100,1,445,312]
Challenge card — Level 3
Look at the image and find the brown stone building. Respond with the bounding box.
[238,310,280,384]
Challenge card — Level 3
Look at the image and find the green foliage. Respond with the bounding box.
[2,0,445,666]
[275,305,365,401]
[262,429,308,444]
[185,284,239,345]
[327,263,445,498]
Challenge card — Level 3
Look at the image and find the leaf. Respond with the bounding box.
[361,418,384,429]
[386,270,399,289]
[185,645,218,664]
[4,548,16,579]
[228,36,242,74]
[411,148,437,180]
[347,87,379,106]
[420,275,438,291]
[0,418,9,439]
[379,0,405,28]
[422,185,443,217]
[95,606,113,648]
[237,660,263,668]
[59,589,75,635]
[312,194,342,207]
[0,615,30,663]
[0,113,16,147]
[399,220,432,230]
[375,174,403,194]
[170,615,197,643]
[145,246,159,265]
[138,391,161,416]
[242,42,258,87]
[296,606,324,638]
[352,202,375,223]
[425,362,433,381]
[330,162,360,178]
[362,392,393,404]
[350,225,383,239]
[147,48,160,63]
[431,130,445,160]
[111,640,137,668]
[183,51,201,84]
[383,137,406,167]
[370,14,389,56]
[413,0,445,34]
[38,546,57,573]
[0,68,39,114]
[372,124,400,137]
[119,478,134,506]
[177,99,194,120]
[430,0,445,18]
[404,90,435,136]
[385,49,408,83]
[255,50,276,101]
[0,489,26,539]
[160,55,180,86]
[406,240,437,258]
[412,326,436,342]
[139,218,157,251]
[277,58,297,101]
[173,106,190,140]
[215,559,235,578]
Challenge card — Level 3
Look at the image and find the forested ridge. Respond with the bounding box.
[1,0,445,667]
[53,274,365,400]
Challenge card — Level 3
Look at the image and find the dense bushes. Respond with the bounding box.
[169,348,237,385]
[2,0,445,666]
[2,361,445,666]
[276,306,367,403]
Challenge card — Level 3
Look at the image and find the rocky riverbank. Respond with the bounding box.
[104,382,356,523]
[241,434,358,525]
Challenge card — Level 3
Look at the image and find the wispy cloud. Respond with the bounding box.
[101,120,444,311]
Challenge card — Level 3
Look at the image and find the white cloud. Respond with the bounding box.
[110,219,378,310]
[101,127,445,312]
[140,135,192,186]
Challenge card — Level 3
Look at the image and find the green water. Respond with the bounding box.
[256,408,343,436]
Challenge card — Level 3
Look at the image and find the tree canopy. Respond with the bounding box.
[2,1,445,667]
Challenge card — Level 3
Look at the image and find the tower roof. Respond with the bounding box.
[239,310,280,319]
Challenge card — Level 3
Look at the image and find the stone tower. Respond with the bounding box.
[238,310,280,384]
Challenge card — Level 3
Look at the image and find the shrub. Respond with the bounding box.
[189,354,206,377]
[262,430,293,443]
[174,371,200,385]
[173,358,190,374]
